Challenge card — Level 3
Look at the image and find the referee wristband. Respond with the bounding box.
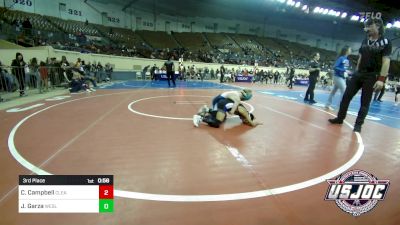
[377,76,386,82]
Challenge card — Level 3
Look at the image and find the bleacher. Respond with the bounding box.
[45,16,100,36]
[172,32,211,51]
[0,8,342,68]
[253,36,287,57]
[1,8,58,32]
[136,30,180,49]
[95,25,148,52]
[230,34,263,54]
[96,25,132,45]
[205,33,241,53]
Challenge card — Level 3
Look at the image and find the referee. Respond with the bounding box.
[304,52,320,104]
[164,55,175,87]
[329,18,392,133]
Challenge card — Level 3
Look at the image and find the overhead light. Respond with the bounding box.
[295,2,301,8]
[328,10,335,16]
[313,7,320,13]
[394,21,400,28]
[341,12,347,18]
[319,8,325,13]
[302,5,308,10]
[277,0,286,3]
[322,9,329,14]
[286,0,293,5]
[386,23,393,29]
[360,18,365,23]
[350,15,359,21]
[335,11,341,17]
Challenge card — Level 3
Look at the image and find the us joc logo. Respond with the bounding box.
[325,170,389,216]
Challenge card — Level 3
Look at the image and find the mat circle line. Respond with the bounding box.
[7,92,364,202]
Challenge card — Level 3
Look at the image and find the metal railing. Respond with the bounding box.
[0,65,112,101]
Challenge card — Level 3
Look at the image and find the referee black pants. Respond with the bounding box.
[288,76,294,89]
[304,75,317,101]
[336,72,377,126]
[167,71,175,87]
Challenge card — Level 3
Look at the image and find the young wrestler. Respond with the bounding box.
[193,98,262,128]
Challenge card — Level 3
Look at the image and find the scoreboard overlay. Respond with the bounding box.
[18,175,114,213]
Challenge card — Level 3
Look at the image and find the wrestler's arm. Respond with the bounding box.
[225,92,241,114]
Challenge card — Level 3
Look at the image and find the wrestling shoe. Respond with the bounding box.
[193,115,202,127]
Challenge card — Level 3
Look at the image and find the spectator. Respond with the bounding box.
[274,71,280,84]
[1,61,17,92]
[179,63,186,81]
[325,46,351,110]
[97,62,105,82]
[22,18,32,36]
[288,66,295,89]
[60,56,71,81]
[142,65,150,80]
[28,57,40,89]
[47,57,58,88]
[79,61,97,88]
[12,19,22,33]
[220,65,225,83]
[105,63,113,81]
[11,52,27,96]
[39,61,49,92]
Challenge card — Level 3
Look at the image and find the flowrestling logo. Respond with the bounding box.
[325,170,389,216]
[359,12,382,20]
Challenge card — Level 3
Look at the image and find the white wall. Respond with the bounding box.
[1,46,322,76]
[133,10,154,31]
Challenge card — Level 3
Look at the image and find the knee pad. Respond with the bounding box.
[215,110,226,122]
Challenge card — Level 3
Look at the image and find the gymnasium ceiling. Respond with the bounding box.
[86,0,400,41]
[89,0,399,23]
